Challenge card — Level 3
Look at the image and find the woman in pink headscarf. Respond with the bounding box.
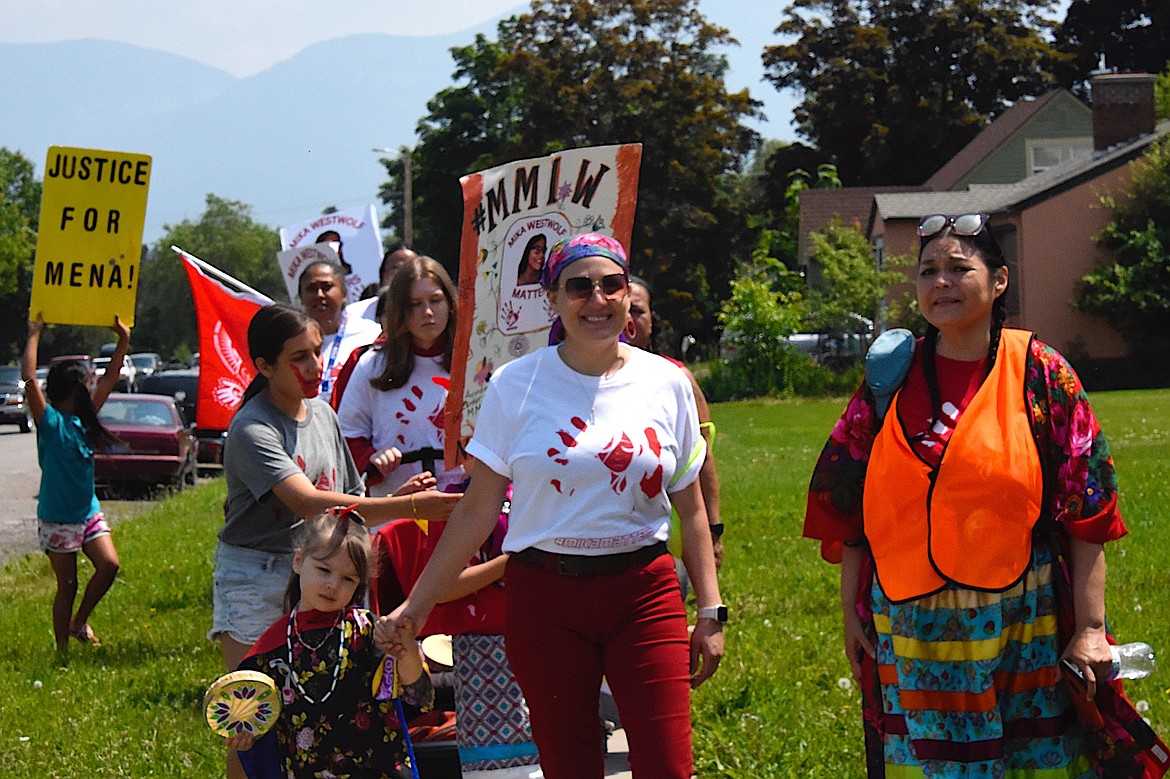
[378,233,725,778]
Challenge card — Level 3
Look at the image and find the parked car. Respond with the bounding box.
[0,365,33,433]
[93,355,137,392]
[720,315,874,368]
[129,352,162,380]
[94,394,198,492]
[138,368,227,472]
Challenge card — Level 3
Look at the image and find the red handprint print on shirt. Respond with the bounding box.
[546,420,666,498]
[296,454,337,491]
[545,416,588,494]
[597,432,635,493]
[639,427,664,499]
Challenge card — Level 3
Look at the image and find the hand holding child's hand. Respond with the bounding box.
[375,613,417,657]
[374,615,399,654]
[225,732,256,751]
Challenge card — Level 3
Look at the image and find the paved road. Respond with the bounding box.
[0,426,152,566]
[0,428,41,566]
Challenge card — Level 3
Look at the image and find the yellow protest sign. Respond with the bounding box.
[30,146,152,327]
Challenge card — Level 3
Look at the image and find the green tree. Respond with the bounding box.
[137,194,283,360]
[1055,0,1169,94]
[381,0,761,340]
[378,33,524,268]
[0,148,41,361]
[1157,66,1170,120]
[804,219,903,334]
[730,142,835,274]
[763,0,1067,185]
[710,257,808,399]
[1077,136,1170,355]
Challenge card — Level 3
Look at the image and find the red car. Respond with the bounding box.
[95,394,198,492]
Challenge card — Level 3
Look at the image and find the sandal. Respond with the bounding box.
[70,624,101,647]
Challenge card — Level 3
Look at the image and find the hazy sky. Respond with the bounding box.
[3,0,800,241]
[5,1,747,78]
[4,1,527,77]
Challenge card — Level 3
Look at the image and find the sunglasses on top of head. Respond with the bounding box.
[561,273,629,301]
[917,213,989,240]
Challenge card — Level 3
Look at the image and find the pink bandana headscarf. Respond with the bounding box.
[542,233,633,346]
[540,233,629,290]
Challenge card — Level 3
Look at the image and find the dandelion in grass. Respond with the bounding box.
[1136,700,1150,713]
[1135,603,1143,612]
[838,677,852,691]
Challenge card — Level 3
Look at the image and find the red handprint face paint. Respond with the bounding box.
[290,362,320,399]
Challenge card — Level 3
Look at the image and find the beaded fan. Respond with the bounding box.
[204,670,282,738]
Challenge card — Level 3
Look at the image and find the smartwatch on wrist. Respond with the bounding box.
[696,605,728,624]
[709,523,724,540]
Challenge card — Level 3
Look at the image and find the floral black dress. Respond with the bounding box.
[239,606,433,779]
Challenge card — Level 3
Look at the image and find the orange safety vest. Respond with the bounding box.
[863,329,1044,603]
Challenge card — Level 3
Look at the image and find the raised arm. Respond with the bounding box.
[92,316,130,411]
[21,315,47,424]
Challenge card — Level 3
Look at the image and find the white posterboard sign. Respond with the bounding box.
[278,204,381,303]
[445,143,642,465]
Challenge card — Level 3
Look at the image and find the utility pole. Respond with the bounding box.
[371,146,413,245]
[401,148,413,246]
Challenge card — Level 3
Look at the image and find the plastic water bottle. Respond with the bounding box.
[1110,642,1157,680]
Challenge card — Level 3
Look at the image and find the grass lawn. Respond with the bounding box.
[1,389,1167,777]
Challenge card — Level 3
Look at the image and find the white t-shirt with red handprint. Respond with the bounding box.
[467,345,705,556]
[337,348,458,497]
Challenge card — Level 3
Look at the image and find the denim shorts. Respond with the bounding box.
[208,541,294,646]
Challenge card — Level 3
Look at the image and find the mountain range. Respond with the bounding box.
[1,19,794,245]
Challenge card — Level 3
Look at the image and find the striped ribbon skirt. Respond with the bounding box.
[870,542,1095,778]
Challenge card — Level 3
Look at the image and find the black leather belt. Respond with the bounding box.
[513,541,668,577]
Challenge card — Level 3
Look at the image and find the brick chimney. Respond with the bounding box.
[1091,72,1156,151]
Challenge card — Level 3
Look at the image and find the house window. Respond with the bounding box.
[1026,138,1092,175]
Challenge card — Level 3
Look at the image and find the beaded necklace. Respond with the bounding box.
[285,605,347,705]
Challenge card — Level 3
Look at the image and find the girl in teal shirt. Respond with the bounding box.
[23,314,129,653]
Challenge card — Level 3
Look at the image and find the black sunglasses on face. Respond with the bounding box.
[562,273,629,301]
[917,213,989,239]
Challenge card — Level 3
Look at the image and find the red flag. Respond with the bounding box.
[179,252,270,430]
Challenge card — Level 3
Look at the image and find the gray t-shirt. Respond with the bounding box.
[220,393,362,553]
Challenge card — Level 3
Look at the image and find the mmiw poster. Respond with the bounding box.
[278,204,382,304]
[445,143,642,464]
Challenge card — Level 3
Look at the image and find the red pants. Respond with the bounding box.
[505,552,692,779]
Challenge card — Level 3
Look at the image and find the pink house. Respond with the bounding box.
[802,73,1168,361]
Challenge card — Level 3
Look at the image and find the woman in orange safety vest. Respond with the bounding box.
[804,213,1138,777]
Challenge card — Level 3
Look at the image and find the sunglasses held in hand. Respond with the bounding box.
[561,273,629,301]
[917,213,989,239]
